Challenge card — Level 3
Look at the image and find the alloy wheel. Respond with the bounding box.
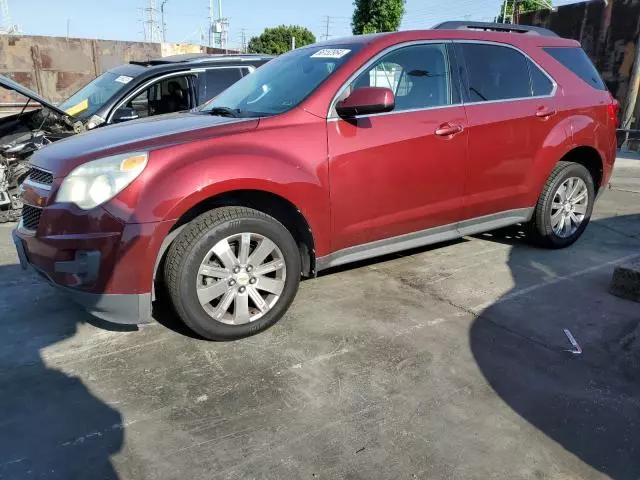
[196,232,287,325]
[550,176,589,238]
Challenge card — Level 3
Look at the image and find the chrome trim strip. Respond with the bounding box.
[315,208,534,271]
[23,177,52,191]
[326,39,558,120]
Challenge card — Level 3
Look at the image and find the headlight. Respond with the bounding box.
[56,152,148,210]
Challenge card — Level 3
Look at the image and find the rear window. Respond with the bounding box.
[543,47,606,90]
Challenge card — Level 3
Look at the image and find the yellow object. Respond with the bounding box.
[120,154,147,172]
[65,99,89,116]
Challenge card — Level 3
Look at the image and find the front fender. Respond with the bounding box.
[103,119,331,256]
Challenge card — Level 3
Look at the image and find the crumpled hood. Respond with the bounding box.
[29,111,260,177]
[0,73,69,117]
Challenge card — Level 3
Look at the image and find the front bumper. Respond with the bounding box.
[12,226,155,325]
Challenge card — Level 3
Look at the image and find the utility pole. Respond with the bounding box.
[160,0,169,43]
[622,34,640,130]
[66,18,70,39]
[218,0,228,52]
[323,15,331,41]
[240,29,247,53]
[208,0,214,47]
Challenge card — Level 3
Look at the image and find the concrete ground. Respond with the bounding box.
[0,159,639,480]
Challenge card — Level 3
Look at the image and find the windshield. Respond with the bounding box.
[58,71,137,120]
[201,45,360,117]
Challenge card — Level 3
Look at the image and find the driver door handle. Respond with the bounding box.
[435,123,464,137]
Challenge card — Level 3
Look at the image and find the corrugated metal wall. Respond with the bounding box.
[0,35,235,104]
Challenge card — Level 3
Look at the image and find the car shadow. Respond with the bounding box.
[0,262,124,479]
[469,214,640,479]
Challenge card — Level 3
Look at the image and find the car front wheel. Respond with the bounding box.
[164,207,301,340]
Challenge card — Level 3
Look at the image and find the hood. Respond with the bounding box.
[0,74,69,118]
[29,111,260,176]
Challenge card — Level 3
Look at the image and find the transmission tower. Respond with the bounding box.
[144,0,161,43]
[0,0,18,34]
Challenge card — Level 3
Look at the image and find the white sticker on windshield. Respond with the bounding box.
[311,49,351,59]
[115,75,133,84]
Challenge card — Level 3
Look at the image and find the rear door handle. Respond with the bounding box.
[435,124,464,137]
[536,107,556,118]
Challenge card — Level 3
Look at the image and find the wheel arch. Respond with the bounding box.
[557,145,604,193]
[153,189,317,297]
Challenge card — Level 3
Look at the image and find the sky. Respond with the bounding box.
[12,0,581,50]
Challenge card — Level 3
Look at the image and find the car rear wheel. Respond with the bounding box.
[164,207,301,340]
[527,161,595,249]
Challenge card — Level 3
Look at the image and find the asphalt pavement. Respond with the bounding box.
[0,158,638,480]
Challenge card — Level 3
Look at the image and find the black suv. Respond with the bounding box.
[0,54,271,221]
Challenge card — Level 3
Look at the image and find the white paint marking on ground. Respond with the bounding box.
[472,253,640,312]
[289,347,350,370]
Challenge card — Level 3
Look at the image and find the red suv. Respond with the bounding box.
[13,22,618,340]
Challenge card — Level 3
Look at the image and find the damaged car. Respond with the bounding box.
[0,54,271,221]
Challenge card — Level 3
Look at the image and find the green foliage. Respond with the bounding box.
[497,0,550,22]
[247,25,316,55]
[352,0,406,35]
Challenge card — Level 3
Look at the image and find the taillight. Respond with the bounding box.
[608,98,620,128]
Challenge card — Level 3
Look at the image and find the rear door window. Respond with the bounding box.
[458,43,532,102]
[197,68,248,104]
[543,47,606,90]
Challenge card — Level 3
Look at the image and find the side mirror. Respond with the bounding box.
[336,87,395,118]
[112,107,139,123]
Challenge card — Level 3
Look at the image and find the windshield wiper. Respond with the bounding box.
[207,107,242,118]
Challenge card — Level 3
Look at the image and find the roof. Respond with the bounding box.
[309,22,576,50]
[130,53,273,67]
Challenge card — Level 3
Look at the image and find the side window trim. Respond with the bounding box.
[107,71,195,123]
[453,40,558,106]
[328,40,461,120]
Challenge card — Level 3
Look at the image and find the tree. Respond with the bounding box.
[352,0,406,35]
[497,0,553,23]
[247,25,316,55]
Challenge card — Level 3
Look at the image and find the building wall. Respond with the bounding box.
[521,0,640,124]
[0,35,235,104]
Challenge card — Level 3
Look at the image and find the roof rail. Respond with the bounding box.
[432,21,559,38]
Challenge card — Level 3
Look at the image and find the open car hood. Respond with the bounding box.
[0,74,69,118]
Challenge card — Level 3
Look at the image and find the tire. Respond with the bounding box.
[527,161,595,249]
[164,207,301,340]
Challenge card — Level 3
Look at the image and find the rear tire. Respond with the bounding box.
[164,207,301,340]
[527,161,595,249]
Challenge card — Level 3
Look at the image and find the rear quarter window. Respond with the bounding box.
[543,47,606,90]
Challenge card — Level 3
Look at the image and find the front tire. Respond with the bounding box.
[164,207,301,340]
[527,161,595,249]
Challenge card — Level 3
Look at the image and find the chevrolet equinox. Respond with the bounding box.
[13,22,619,340]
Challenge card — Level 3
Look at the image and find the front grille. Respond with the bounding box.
[22,204,42,231]
[28,167,53,186]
